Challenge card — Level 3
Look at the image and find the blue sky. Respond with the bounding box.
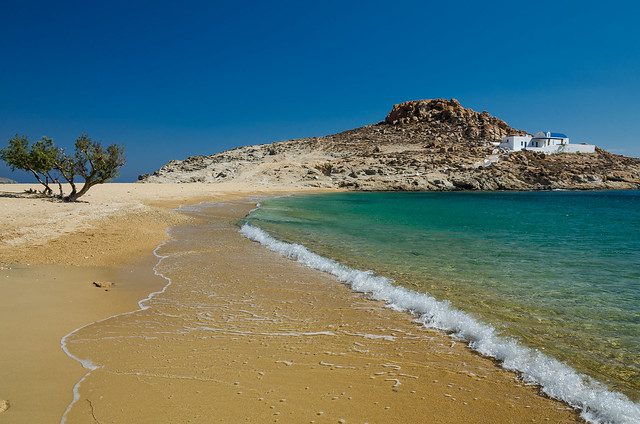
[1,0,639,182]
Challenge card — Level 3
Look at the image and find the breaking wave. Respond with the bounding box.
[239,223,640,424]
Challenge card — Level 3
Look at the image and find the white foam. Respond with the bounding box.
[240,223,640,424]
[343,331,396,341]
[59,232,175,424]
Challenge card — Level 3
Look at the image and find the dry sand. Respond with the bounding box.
[0,183,581,423]
[0,182,298,258]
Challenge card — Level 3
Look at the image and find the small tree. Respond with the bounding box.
[0,134,125,202]
[0,135,58,195]
[61,134,125,202]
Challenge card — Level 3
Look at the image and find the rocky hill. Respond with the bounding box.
[139,99,640,191]
[0,177,16,184]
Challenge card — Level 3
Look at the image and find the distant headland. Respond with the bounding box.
[140,99,640,191]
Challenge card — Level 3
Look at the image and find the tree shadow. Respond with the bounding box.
[0,190,66,202]
[0,190,41,199]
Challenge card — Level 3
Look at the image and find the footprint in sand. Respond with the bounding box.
[0,400,9,413]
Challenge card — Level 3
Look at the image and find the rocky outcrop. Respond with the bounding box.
[385,98,525,141]
[140,99,640,191]
[0,177,16,184]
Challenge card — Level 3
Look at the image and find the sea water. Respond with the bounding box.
[242,191,640,418]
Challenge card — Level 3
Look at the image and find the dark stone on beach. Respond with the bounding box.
[92,281,115,290]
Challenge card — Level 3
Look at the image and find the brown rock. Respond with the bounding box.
[92,281,115,289]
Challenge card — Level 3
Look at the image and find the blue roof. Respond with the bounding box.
[549,132,568,138]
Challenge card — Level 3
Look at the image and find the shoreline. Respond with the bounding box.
[239,221,638,423]
[59,232,176,424]
[0,184,624,423]
[58,196,580,423]
[242,190,640,403]
[0,183,335,423]
[0,256,166,423]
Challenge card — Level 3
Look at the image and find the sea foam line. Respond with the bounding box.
[239,222,640,424]
[59,231,174,424]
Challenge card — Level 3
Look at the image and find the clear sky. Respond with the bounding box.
[1,0,639,182]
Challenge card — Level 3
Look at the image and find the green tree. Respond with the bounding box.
[59,134,126,202]
[0,134,125,202]
[0,135,58,194]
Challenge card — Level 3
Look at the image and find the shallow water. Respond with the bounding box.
[244,191,640,401]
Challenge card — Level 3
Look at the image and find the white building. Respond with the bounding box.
[500,135,533,151]
[530,131,570,148]
[499,131,595,154]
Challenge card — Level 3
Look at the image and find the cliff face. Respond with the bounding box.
[140,99,640,191]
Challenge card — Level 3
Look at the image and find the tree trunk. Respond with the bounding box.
[64,181,93,202]
[30,169,52,195]
[60,174,77,200]
[47,172,64,198]
[55,179,63,197]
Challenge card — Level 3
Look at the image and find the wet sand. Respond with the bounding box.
[0,258,164,423]
[59,200,579,423]
[0,184,331,423]
[0,189,190,423]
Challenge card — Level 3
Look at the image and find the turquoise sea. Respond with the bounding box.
[243,191,639,405]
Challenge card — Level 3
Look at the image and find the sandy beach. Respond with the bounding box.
[4,2,638,421]
[0,183,581,423]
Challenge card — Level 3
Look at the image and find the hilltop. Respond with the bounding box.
[139,99,640,191]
